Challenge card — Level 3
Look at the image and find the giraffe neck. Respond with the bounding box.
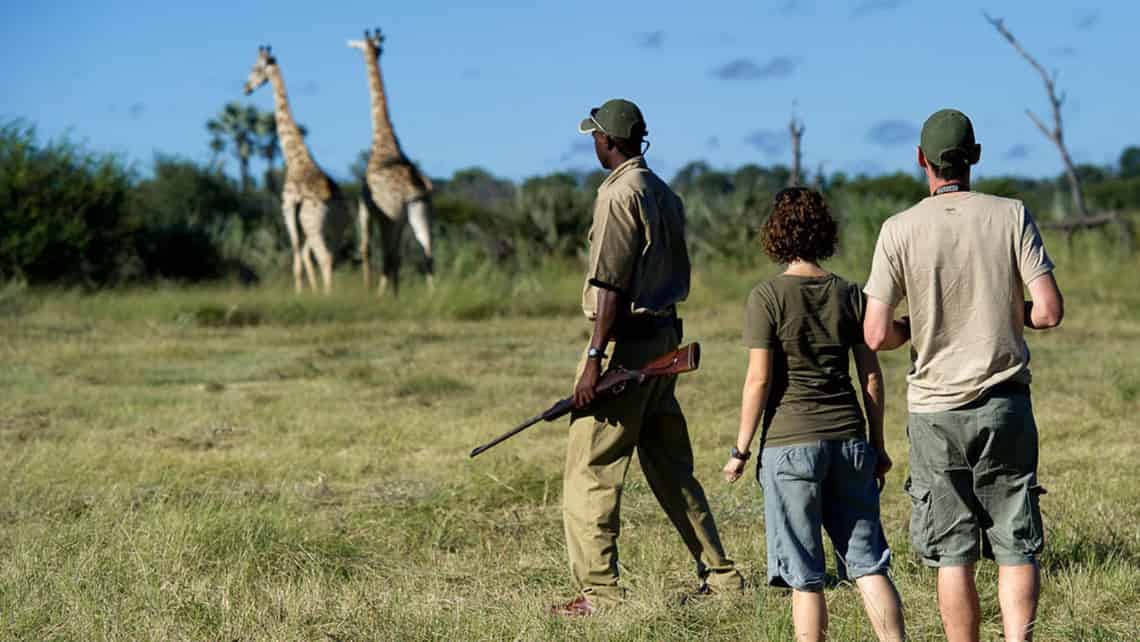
[365,53,404,161]
[266,64,315,170]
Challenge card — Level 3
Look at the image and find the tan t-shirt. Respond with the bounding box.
[582,156,690,319]
[864,191,1054,412]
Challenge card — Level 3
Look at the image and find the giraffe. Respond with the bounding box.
[244,45,350,294]
[347,29,435,296]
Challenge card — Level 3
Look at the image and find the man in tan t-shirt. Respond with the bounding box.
[551,98,742,617]
[863,109,1064,642]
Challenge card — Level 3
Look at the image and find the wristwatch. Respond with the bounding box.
[586,346,607,360]
[729,446,751,462]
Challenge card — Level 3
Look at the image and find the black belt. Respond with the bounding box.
[986,379,1030,398]
[614,314,682,341]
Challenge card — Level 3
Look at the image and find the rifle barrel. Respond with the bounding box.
[469,411,547,458]
[469,343,700,458]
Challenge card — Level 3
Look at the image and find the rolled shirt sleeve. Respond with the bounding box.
[586,190,641,294]
[1018,207,1055,285]
[863,223,905,307]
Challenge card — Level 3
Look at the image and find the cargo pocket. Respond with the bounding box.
[1020,483,1046,554]
[904,477,936,559]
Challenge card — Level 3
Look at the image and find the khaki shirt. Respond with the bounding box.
[864,192,1054,412]
[582,156,690,319]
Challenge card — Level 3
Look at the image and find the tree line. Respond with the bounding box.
[2,109,1138,288]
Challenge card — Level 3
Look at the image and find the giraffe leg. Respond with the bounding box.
[299,238,320,292]
[311,239,334,295]
[282,197,304,294]
[300,200,333,294]
[358,196,371,290]
[407,199,435,292]
[378,214,404,297]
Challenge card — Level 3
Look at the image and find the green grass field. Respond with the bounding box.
[2,237,1138,641]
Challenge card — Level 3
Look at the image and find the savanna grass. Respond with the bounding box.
[1,231,1138,640]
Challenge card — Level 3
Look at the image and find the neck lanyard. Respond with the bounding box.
[934,183,966,195]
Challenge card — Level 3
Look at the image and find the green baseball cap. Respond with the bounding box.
[578,98,647,139]
[920,109,981,169]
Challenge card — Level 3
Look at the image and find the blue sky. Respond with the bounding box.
[3,1,1136,183]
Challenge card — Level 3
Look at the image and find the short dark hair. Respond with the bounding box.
[609,135,642,158]
[761,187,838,264]
[931,161,969,182]
[606,120,646,157]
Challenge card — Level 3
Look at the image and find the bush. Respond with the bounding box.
[0,124,286,287]
[0,121,137,285]
[516,173,592,255]
[834,172,926,203]
[672,162,773,262]
[129,156,284,282]
[1086,177,1140,211]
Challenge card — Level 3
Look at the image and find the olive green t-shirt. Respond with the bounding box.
[743,274,867,447]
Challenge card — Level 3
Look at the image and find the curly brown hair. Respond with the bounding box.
[760,187,838,264]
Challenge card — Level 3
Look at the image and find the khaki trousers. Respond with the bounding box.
[562,327,742,606]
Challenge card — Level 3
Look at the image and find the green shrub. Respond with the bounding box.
[0,121,137,285]
[129,156,284,282]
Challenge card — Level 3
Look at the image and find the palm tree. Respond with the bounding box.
[207,137,226,172]
[254,111,280,194]
[206,101,259,191]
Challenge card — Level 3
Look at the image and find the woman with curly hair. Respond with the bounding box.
[722,187,906,642]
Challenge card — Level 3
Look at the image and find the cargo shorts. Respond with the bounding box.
[905,387,1045,568]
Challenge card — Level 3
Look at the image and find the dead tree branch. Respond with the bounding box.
[788,113,805,187]
[1040,210,1136,251]
[984,11,1089,219]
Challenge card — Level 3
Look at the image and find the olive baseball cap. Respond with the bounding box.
[578,98,647,138]
[920,109,981,169]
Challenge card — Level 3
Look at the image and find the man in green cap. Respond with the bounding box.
[863,108,1064,642]
[551,98,743,617]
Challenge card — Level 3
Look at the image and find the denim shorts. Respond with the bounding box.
[906,388,1044,568]
[759,438,891,591]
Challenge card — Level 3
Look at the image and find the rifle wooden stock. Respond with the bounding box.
[469,343,701,458]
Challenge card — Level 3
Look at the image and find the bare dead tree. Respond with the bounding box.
[788,112,805,187]
[983,11,1088,219]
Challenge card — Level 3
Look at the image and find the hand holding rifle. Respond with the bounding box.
[573,356,602,408]
[469,343,701,458]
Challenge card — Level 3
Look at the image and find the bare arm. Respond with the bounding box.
[1025,273,1064,329]
[863,296,911,352]
[852,343,893,482]
[724,348,772,482]
[852,344,885,450]
[573,287,623,408]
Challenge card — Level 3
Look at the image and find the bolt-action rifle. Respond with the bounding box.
[469,343,701,458]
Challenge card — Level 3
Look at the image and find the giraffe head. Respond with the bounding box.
[346,28,384,59]
[243,45,276,95]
